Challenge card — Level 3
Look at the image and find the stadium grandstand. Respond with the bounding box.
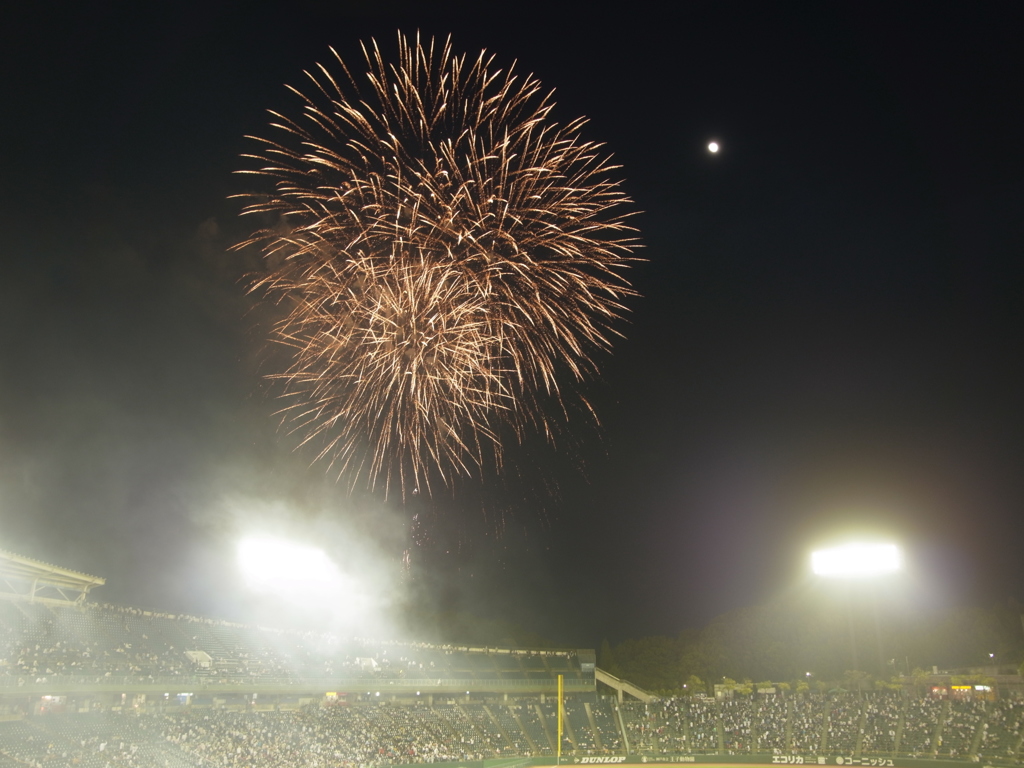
[0,549,1023,768]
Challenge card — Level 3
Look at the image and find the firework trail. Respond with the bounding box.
[236,32,639,496]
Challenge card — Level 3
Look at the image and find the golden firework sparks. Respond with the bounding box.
[235,32,640,496]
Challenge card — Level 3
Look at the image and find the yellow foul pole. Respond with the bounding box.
[557,673,564,762]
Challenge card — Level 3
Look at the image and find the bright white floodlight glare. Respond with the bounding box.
[811,542,902,578]
[237,537,340,592]
[708,141,720,153]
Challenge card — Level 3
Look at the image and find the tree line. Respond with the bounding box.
[598,592,1024,694]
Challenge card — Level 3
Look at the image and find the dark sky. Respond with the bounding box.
[1,1,1022,647]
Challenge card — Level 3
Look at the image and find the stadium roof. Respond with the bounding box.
[0,549,105,606]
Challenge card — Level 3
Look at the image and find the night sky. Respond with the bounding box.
[1,2,1022,647]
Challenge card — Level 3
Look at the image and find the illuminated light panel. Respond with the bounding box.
[811,542,901,578]
[237,537,339,590]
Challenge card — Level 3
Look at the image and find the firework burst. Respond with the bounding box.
[236,32,639,496]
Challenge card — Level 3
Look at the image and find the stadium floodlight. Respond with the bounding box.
[235,533,388,633]
[811,542,901,579]
[237,536,340,592]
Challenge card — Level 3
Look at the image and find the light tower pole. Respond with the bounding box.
[811,542,902,679]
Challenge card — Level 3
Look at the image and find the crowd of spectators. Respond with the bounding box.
[825,693,860,753]
[619,700,659,752]
[789,695,823,752]
[0,692,1023,767]
[859,690,900,755]
[940,699,987,758]
[682,696,719,752]
[900,697,943,756]
[981,699,1024,759]
[1,602,1023,764]
[719,698,753,752]
[589,697,621,752]
[614,691,1023,761]
[0,602,582,686]
[753,694,788,752]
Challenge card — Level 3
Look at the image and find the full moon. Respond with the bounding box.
[708,141,720,153]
